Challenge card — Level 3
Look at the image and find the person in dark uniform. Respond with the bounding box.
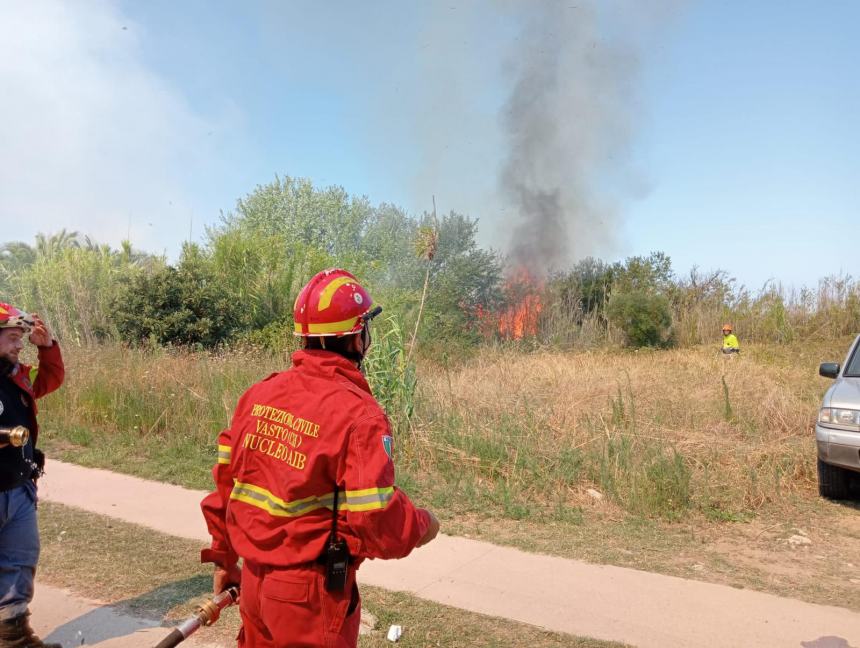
[0,303,64,648]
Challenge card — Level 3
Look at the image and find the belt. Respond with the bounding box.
[244,559,326,575]
[0,475,29,493]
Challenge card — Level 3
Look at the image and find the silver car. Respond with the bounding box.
[816,334,860,499]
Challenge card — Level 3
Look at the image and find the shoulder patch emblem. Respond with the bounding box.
[0,399,4,416]
[381,435,393,461]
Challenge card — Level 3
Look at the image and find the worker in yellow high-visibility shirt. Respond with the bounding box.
[721,323,740,354]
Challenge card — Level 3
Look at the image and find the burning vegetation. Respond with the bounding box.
[477,269,545,341]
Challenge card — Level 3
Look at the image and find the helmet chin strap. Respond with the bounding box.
[353,305,380,370]
[347,327,370,370]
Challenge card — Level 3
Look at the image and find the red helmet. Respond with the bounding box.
[0,303,34,332]
[293,269,379,337]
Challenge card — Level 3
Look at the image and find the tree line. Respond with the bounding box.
[2,176,858,351]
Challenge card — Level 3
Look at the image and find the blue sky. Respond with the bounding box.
[1,0,857,290]
[627,1,860,290]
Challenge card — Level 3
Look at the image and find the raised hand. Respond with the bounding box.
[28,314,53,348]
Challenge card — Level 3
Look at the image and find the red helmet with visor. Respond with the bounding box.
[293,269,380,337]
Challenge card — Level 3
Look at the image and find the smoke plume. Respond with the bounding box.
[501,1,661,275]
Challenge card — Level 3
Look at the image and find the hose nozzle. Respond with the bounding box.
[0,427,29,447]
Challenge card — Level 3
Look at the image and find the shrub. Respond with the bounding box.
[236,318,299,355]
[607,292,673,348]
[113,245,243,348]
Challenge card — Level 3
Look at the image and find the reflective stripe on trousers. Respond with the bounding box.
[0,483,38,621]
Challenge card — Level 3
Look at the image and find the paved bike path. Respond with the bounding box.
[38,460,860,648]
[30,582,177,648]
[30,584,190,648]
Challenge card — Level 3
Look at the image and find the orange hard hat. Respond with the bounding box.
[0,303,34,332]
[293,269,380,337]
[721,323,733,333]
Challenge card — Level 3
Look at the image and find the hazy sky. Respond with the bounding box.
[1,0,857,290]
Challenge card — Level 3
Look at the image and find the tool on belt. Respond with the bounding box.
[0,426,29,447]
[152,586,239,648]
[323,484,350,592]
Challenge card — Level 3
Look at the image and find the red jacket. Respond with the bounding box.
[10,343,65,444]
[201,349,431,569]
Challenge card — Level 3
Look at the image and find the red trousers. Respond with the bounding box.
[238,561,361,648]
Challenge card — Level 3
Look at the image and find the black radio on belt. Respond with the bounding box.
[323,485,350,592]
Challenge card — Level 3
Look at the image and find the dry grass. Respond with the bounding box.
[36,338,849,521]
[408,338,851,520]
[396,338,860,609]
[37,343,284,488]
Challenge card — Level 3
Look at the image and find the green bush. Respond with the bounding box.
[236,318,299,355]
[113,245,242,348]
[607,292,673,348]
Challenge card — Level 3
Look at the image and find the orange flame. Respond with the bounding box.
[498,294,542,339]
[475,269,543,340]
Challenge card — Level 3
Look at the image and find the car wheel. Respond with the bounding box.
[818,458,852,500]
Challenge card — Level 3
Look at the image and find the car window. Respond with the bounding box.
[846,340,860,377]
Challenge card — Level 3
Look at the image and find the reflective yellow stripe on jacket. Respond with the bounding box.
[217,445,232,465]
[230,481,393,517]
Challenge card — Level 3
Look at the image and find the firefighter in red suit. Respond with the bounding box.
[201,269,440,647]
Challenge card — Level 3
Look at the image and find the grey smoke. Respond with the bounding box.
[501,1,662,275]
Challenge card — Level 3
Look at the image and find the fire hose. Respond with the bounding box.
[0,426,29,447]
[153,586,239,648]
